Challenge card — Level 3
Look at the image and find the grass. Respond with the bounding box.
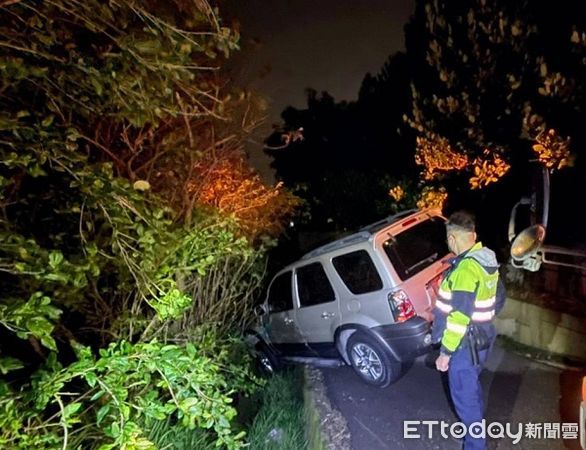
[144,417,217,450]
[143,367,308,450]
[246,367,308,450]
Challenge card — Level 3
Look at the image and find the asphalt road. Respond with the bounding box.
[321,343,584,450]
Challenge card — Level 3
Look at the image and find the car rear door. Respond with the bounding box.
[331,249,391,325]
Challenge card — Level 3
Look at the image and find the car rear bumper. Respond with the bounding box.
[371,316,432,362]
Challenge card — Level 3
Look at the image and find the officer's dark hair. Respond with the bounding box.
[446,210,476,233]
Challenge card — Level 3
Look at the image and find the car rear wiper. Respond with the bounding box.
[405,252,438,275]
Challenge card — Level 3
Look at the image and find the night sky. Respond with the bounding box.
[225,0,414,176]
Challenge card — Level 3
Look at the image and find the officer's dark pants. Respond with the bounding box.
[448,324,496,450]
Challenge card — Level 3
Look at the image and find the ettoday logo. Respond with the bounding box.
[403,420,580,444]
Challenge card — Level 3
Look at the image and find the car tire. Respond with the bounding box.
[346,333,401,388]
[254,341,281,376]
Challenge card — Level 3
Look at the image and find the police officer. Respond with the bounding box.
[433,211,506,450]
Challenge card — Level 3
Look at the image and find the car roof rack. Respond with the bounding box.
[358,208,418,234]
[300,231,371,260]
[300,209,420,260]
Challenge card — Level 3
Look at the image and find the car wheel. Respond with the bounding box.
[346,333,401,388]
[254,342,281,376]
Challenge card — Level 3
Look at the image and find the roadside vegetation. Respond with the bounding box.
[0,1,298,448]
[247,368,308,450]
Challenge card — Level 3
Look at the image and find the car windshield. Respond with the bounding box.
[383,216,449,280]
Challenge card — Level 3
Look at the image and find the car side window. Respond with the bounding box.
[267,272,293,313]
[332,250,383,294]
[296,262,335,307]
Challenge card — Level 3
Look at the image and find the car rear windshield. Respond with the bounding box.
[382,216,449,281]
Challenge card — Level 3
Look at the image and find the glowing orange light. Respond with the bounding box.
[186,150,299,240]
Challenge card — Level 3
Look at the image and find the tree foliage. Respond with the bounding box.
[188,147,300,243]
[0,1,289,448]
[405,0,584,188]
[266,56,417,233]
[267,0,586,243]
[396,0,586,247]
[266,52,462,232]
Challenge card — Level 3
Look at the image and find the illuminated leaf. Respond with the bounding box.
[133,180,151,191]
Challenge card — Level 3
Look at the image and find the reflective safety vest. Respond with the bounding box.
[436,243,499,353]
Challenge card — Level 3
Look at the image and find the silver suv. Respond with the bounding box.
[248,209,450,387]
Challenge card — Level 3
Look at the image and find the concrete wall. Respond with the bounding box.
[495,297,586,361]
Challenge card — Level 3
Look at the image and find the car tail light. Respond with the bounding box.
[388,290,416,322]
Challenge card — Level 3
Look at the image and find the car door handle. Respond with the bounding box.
[321,312,335,319]
[283,317,294,325]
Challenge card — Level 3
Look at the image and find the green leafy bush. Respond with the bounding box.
[0,1,272,448]
[1,339,260,449]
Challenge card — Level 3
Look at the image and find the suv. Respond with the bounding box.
[247,209,450,387]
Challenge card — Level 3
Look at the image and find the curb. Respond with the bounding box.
[495,296,586,363]
[303,366,351,450]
